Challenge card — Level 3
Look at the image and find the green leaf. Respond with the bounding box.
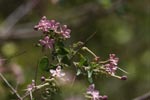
[79,54,88,67]
[90,62,99,68]
[61,55,71,65]
[87,71,93,83]
[73,41,84,48]
[56,41,64,47]
[88,77,93,83]
[73,62,79,66]
[49,64,56,69]
[39,56,49,71]
[57,47,69,55]
[76,69,81,76]
[87,70,93,78]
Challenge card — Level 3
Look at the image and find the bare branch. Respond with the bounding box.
[0,23,41,39]
[133,92,150,100]
[0,0,40,39]
[0,1,124,39]
[0,73,22,100]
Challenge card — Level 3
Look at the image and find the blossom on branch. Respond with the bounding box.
[34,16,51,32]
[60,25,71,38]
[39,36,54,49]
[104,63,117,75]
[34,16,71,39]
[104,54,119,75]
[26,80,35,92]
[109,54,119,66]
[86,84,107,100]
[50,66,65,78]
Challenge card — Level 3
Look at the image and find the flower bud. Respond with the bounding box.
[94,56,100,62]
[41,76,46,82]
[102,95,108,100]
[121,75,127,80]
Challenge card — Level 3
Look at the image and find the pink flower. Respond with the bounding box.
[34,16,51,32]
[39,36,54,49]
[60,25,71,38]
[109,54,119,66]
[34,16,60,33]
[26,80,35,92]
[49,20,60,31]
[50,66,65,78]
[86,84,107,100]
[104,63,117,75]
[104,54,119,75]
[34,16,71,39]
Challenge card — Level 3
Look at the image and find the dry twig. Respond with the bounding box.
[133,92,150,100]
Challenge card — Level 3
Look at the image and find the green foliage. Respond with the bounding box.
[79,54,88,67]
[56,47,69,56]
[87,70,93,83]
[39,56,49,71]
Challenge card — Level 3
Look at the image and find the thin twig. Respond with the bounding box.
[70,32,96,60]
[82,46,97,58]
[0,0,40,38]
[69,32,96,82]
[22,92,31,99]
[8,50,27,60]
[29,91,33,100]
[133,92,150,100]
[34,61,39,86]
[22,82,50,99]
[71,75,77,86]
[0,73,22,100]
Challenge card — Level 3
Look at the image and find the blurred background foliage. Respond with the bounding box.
[0,0,150,100]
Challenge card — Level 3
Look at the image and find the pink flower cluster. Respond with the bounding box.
[39,36,54,49]
[34,16,71,39]
[104,54,119,75]
[86,84,107,100]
